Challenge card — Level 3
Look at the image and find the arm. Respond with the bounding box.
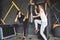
[14,15,18,22]
[32,13,40,18]
[23,16,28,21]
[35,9,38,15]
[33,8,40,18]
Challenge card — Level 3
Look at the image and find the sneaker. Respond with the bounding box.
[35,29,39,33]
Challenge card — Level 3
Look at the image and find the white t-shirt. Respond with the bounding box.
[40,7,47,22]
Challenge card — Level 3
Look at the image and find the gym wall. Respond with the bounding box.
[1,0,29,25]
[48,0,60,37]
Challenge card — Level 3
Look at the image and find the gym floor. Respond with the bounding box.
[3,34,60,40]
[1,23,60,40]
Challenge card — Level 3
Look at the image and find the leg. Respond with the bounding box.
[40,22,47,40]
[34,19,41,33]
[23,19,28,37]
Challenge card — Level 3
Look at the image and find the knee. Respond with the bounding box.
[43,22,48,26]
[40,31,43,35]
[34,20,37,23]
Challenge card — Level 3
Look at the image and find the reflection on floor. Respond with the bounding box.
[2,34,60,40]
[1,23,60,40]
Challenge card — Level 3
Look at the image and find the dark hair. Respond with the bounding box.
[33,0,46,5]
[35,4,45,13]
[35,5,40,13]
[16,11,19,15]
[16,11,22,15]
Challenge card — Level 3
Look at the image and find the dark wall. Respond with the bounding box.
[0,0,2,24]
[50,0,60,25]
[1,0,29,24]
[48,0,60,36]
[0,0,2,18]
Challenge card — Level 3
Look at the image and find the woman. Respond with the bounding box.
[15,11,28,38]
[32,4,48,40]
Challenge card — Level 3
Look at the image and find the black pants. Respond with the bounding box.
[23,19,28,37]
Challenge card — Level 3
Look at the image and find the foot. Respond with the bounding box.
[35,29,39,33]
[23,36,26,39]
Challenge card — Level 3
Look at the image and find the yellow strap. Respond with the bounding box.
[3,5,13,21]
[1,19,5,24]
[53,24,60,29]
[1,1,21,24]
[12,1,20,11]
[30,0,32,3]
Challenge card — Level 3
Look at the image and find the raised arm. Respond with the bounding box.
[32,8,40,18]
[23,15,28,21]
[14,15,18,22]
[32,12,40,18]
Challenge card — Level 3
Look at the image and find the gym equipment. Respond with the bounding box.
[28,5,33,23]
[52,26,60,37]
[0,25,16,40]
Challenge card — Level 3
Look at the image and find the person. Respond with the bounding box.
[15,11,28,38]
[31,3,48,40]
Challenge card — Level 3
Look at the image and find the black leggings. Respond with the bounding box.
[23,19,28,36]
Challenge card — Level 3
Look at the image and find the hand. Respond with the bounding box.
[32,16,35,18]
[30,3,35,5]
[14,20,16,22]
[23,19,25,21]
[14,19,17,22]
